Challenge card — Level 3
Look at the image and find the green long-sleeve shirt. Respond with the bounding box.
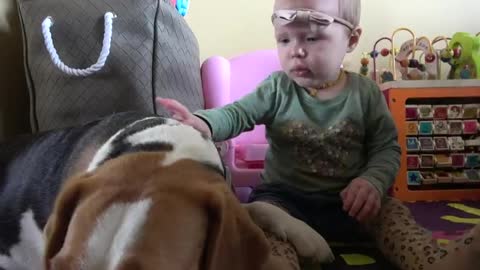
[195,71,400,196]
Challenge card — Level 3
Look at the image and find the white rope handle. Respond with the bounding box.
[41,12,116,77]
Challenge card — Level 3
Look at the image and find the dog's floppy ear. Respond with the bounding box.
[203,186,271,270]
[43,174,89,270]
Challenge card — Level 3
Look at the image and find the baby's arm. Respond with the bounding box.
[193,77,279,142]
[342,84,401,222]
[157,75,278,142]
[157,98,213,137]
[359,88,401,197]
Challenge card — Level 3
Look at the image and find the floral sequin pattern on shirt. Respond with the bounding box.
[281,119,362,177]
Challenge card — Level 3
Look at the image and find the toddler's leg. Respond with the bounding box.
[262,231,301,270]
[367,197,479,270]
[244,201,334,263]
[245,183,336,268]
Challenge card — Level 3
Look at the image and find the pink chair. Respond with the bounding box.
[200,49,281,202]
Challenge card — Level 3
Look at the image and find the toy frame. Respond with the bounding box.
[383,81,480,202]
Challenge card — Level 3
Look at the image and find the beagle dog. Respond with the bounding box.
[0,112,332,270]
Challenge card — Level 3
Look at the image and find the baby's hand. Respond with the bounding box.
[340,178,380,223]
[156,97,212,137]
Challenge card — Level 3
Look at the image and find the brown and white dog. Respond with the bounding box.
[0,112,332,270]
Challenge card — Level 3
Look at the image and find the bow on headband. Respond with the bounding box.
[271,9,355,31]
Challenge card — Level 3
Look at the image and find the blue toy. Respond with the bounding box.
[176,0,190,17]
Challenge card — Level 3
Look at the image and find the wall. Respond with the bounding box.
[1,0,478,139]
[185,0,480,72]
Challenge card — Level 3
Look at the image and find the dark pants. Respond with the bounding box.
[248,183,372,243]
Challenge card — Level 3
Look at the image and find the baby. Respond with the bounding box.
[158,0,480,269]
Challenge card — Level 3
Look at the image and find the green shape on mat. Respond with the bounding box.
[441,215,480,225]
[447,203,480,217]
[340,254,376,266]
[437,239,450,245]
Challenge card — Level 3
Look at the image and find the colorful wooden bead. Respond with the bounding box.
[453,46,462,58]
[380,48,390,57]
[460,65,472,79]
[425,53,436,63]
[380,71,394,82]
[400,59,409,68]
[361,57,369,66]
[440,49,452,63]
[407,69,424,80]
[409,59,420,68]
[360,65,369,76]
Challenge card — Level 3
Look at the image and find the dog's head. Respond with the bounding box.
[44,152,270,270]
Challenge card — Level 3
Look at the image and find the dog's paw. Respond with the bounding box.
[244,202,334,263]
[243,202,288,241]
[266,223,288,242]
[286,218,335,263]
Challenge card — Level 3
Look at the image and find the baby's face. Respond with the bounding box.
[273,0,354,89]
